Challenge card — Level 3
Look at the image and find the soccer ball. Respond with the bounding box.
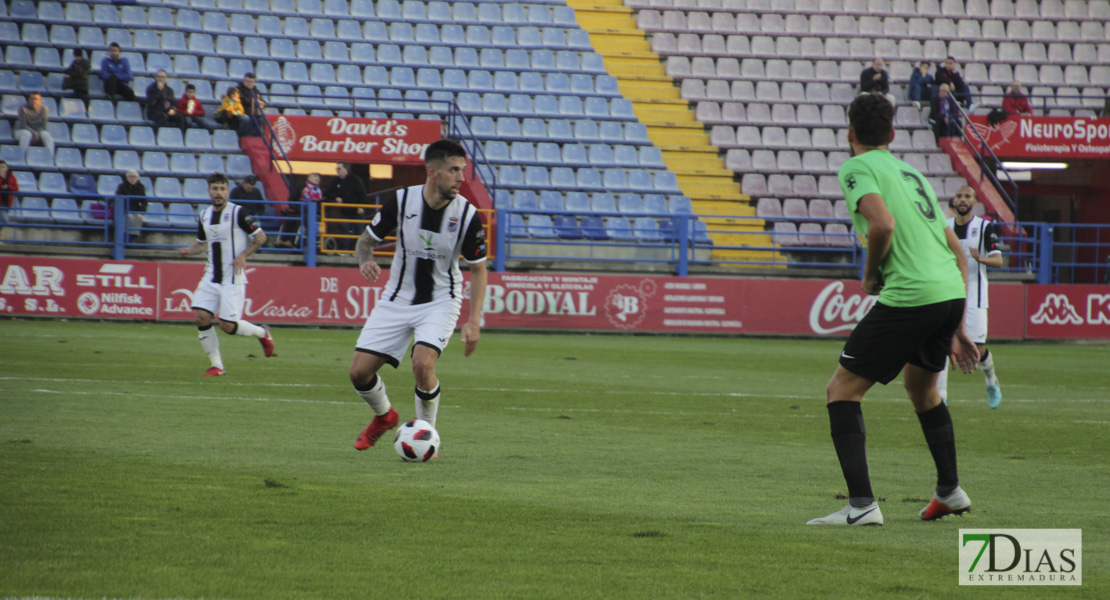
[394,419,440,463]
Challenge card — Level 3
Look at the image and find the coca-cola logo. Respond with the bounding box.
[808,281,877,334]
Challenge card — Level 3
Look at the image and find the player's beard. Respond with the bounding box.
[954,204,972,216]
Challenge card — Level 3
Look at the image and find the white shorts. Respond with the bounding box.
[192,280,247,323]
[964,306,988,345]
[355,298,461,368]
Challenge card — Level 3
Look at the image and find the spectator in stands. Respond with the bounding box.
[1002,81,1034,116]
[145,70,180,129]
[115,169,147,243]
[178,83,218,132]
[14,92,55,159]
[929,83,961,143]
[100,42,136,103]
[215,86,248,135]
[859,58,896,107]
[276,172,322,248]
[230,175,265,217]
[0,160,17,236]
[326,161,368,251]
[237,73,267,137]
[62,49,91,108]
[936,57,973,110]
[908,61,935,110]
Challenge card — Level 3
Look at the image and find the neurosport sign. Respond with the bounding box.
[265,115,442,164]
[965,115,1110,159]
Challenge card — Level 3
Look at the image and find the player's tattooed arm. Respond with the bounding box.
[241,230,266,258]
[356,229,382,283]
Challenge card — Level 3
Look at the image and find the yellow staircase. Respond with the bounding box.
[564,0,774,264]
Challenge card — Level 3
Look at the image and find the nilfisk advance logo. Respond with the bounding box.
[960,529,1081,586]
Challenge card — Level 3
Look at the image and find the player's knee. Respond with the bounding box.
[218,321,237,334]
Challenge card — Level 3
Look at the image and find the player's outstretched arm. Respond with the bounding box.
[461,260,487,357]
[355,229,381,283]
[950,327,981,374]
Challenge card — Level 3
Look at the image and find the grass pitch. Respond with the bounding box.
[1,319,1107,599]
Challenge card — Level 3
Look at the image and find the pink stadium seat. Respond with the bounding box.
[741,173,768,196]
[825,223,854,247]
[747,103,772,124]
[827,151,850,172]
[695,101,721,123]
[796,104,821,125]
[703,34,727,55]
[773,221,800,246]
[783,198,808,219]
[799,222,826,246]
[834,200,850,220]
[710,125,736,147]
[725,149,751,171]
[793,175,819,197]
[778,151,803,172]
[802,151,827,172]
[752,149,777,171]
[686,12,712,33]
[768,174,793,196]
[756,197,783,219]
[721,102,746,121]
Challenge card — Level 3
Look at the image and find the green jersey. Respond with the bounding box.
[838,149,965,307]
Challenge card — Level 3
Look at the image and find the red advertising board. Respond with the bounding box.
[0,256,1078,340]
[965,115,1110,160]
[265,115,442,164]
[1026,285,1110,339]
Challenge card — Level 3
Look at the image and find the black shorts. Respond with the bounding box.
[839,298,965,385]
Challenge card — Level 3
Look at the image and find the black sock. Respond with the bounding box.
[827,401,874,507]
[917,402,959,496]
[979,348,991,364]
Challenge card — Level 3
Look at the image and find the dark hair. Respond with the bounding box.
[946,56,956,62]
[185,83,196,91]
[0,160,7,168]
[847,94,894,148]
[244,72,256,80]
[74,49,85,58]
[336,161,350,171]
[226,86,239,96]
[424,139,467,164]
[242,175,258,185]
[109,42,121,50]
[206,172,229,187]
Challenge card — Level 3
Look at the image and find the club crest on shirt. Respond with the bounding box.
[448,217,458,232]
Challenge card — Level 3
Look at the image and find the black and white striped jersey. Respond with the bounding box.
[195,202,261,285]
[949,215,1001,309]
[368,185,487,306]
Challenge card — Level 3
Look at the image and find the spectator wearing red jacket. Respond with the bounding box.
[1002,81,1034,116]
[177,83,218,132]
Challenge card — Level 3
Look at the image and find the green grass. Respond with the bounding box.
[1,320,1107,599]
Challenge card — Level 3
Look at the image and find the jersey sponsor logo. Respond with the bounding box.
[1030,294,1083,325]
[418,232,434,249]
[809,281,878,334]
[448,217,458,232]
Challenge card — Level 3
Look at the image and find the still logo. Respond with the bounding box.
[960,529,1081,586]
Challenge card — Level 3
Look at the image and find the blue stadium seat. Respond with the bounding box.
[5,47,33,69]
[669,196,694,215]
[70,123,98,146]
[538,191,563,213]
[64,3,93,25]
[48,25,76,46]
[157,128,186,151]
[310,19,335,39]
[15,197,52,223]
[176,10,203,32]
[338,20,362,41]
[129,127,157,150]
[167,203,199,228]
[243,38,268,59]
[298,40,323,61]
[484,140,509,163]
[378,0,402,19]
[71,173,97,196]
[644,194,667,214]
[325,0,350,16]
[113,150,141,172]
[618,192,643,213]
[120,5,145,26]
[143,202,170,229]
[580,216,608,240]
[198,154,224,174]
[606,216,634,241]
[350,0,375,17]
[9,0,36,19]
[285,17,310,38]
[183,178,208,199]
[33,48,62,71]
[38,172,67,195]
[57,97,87,121]
[100,124,130,149]
[527,214,557,238]
[226,155,252,178]
[138,152,169,176]
[575,168,602,191]
[155,177,182,199]
[213,130,239,152]
[455,47,480,69]
[508,213,527,238]
[230,13,255,34]
[24,146,54,170]
[271,39,295,60]
[84,149,111,172]
[554,216,582,239]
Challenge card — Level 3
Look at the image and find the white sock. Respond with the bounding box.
[199,325,223,369]
[415,384,441,427]
[981,350,998,387]
[936,360,949,402]
[356,374,391,416]
[233,320,266,338]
